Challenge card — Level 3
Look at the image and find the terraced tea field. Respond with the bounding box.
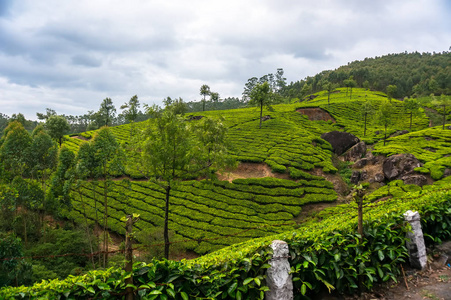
[60,88,435,254]
[67,177,336,254]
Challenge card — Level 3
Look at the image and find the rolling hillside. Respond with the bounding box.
[58,88,438,255]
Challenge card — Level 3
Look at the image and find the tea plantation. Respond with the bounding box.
[4,87,449,298]
[58,88,437,255]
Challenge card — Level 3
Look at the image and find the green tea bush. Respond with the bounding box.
[4,188,451,299]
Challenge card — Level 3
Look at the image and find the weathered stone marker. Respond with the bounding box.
[265,240,293,300]
[403,210,427,270]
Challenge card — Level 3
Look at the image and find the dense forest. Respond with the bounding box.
[281,51,451,100]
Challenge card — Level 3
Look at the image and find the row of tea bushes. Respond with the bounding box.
[66,177,336,254]
[5,186,451,299]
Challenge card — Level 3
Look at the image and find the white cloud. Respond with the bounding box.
[0,0,449,118]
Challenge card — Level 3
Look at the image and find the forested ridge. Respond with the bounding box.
[282,51,451,100]
[0,51,451,299]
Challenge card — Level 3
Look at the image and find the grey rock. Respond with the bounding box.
[435,241,451,257]
[401,174,428,186]
[374,173,385,183]
[350,171,361,184]
[353,158,368,169]
[266,240,293,300]
[383,154,423,180]
[360,170,368,181]
[343,141,367,162]
[404,210,427,270]
[320,131,360,156]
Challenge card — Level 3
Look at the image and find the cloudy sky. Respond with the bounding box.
[0,0,450,119]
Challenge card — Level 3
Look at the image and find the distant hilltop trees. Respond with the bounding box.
[282,51,451,100]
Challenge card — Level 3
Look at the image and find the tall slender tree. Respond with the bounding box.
[432,94,451,129]
[386,85,397,102]
[0,121,32,180]
[99,98,116,126]
[249,82,273,129]
[403,97,421,130]
[360,99,374,137]
[91,127,124,267]
[140,106,233,259]
[45,115,70,147]
[377,101,395,146]
[200,85,211,112]
[120,95,140,124]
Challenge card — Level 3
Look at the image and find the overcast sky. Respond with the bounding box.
[0,0,450,120]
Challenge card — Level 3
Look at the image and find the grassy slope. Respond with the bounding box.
[59,88,440,255]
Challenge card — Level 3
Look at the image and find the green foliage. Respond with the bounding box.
[0,233,32,287]
[249,82,274,129]
[47,147,76,214]
[45,115,71,147]
[5,187,451,299]
[373,126,451,180]
[27,228,96,282]
[284,52,451,98]
[0,121,32,179]
[120,95,140,124]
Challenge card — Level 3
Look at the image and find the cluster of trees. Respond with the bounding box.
[0,120,97,286]
[0,98,235,286]
[283,51,451,100]
[360,94,451,145]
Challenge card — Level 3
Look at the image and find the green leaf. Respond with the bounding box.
[236,290,242,300]
[301,283,307,295]
[378,250,385,261]
[243,278,253,285]
[254,277,261,286]
[160,294,168,300]
[180,292,189,300]
[228,282,238,295]
[167,288,175,298]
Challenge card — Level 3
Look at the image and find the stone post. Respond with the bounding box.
[265,240,293,300]
[403,210,427,270]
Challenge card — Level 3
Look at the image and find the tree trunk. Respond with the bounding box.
[259,103,263,129]
[364,113,367,136]
[125,215,134,300]
[384,124,387,146]
[164,185,170,259]
[357,197,363,240]
[103,180,108,268]
[23,211,27,247]
[93,181,101,264]
[410,112,413,130]
[80,188,95,269]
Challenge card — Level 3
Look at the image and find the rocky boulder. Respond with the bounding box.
[353,158,368,169]
[401,174,428,186]
[383,153,423,183]
[320,131,360,156]
[343,141,367,162]
[350,171,361,185]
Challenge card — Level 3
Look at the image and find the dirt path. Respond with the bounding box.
[318,262,451,300]
[217,162,290,181]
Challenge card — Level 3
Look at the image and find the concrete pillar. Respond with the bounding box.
[265,240,293,300]
[404,210,427,270]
